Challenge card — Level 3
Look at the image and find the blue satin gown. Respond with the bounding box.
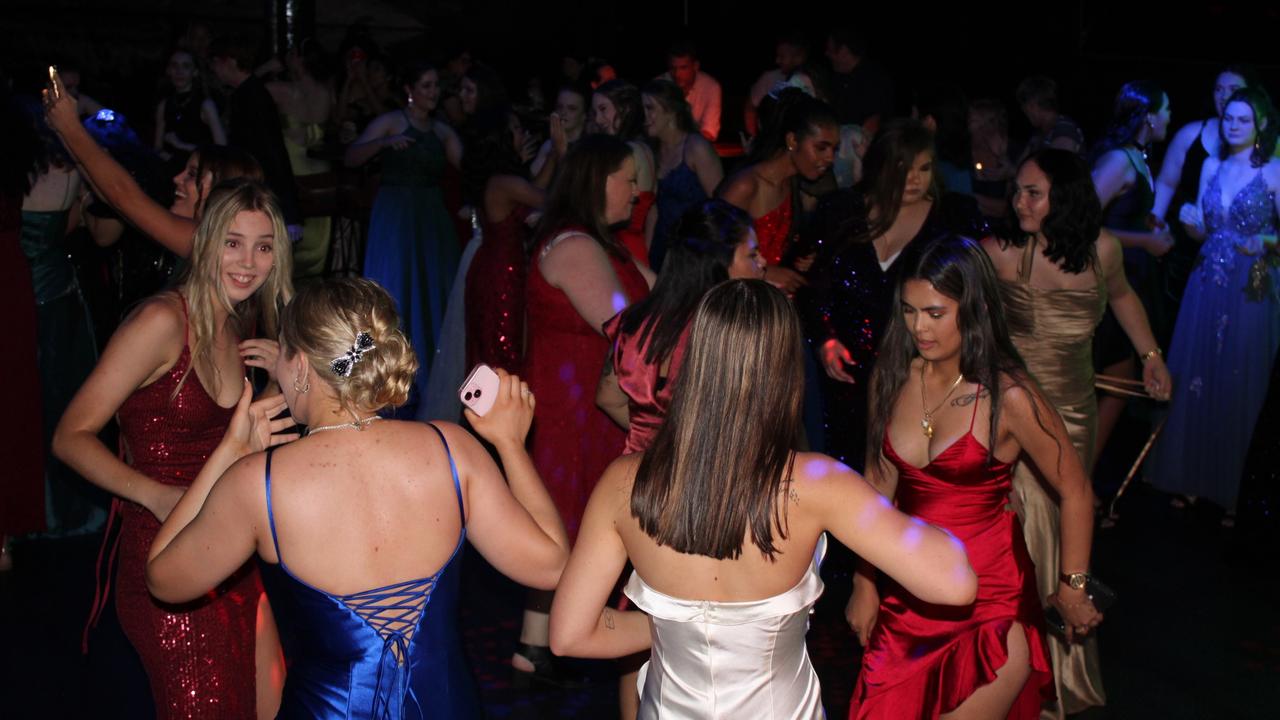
[258,424,480,719]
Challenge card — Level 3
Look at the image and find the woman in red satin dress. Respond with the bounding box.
[719,90,838,295]
[515,134,653,682]
[592,80,656,268]
[847,237,1102,720]
[53,181,293,719]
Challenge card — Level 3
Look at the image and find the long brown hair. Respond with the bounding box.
[631,279,802,560]
[533,133,631,258]
[852,119,940,246]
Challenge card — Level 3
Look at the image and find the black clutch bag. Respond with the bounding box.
[1044,575,1116,636]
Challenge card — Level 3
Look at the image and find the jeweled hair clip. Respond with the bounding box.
[331,331,375,377]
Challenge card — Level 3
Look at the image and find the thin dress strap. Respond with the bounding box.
[425,423,465,526]
[263,447,285,568]
[1016,238,1037,283]
[968,384,981,433]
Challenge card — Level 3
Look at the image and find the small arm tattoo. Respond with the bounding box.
[604,608,615,629]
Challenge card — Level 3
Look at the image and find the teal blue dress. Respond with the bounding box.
[362,115,460,413]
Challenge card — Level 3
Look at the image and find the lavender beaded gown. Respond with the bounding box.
[1149,168,1280,511]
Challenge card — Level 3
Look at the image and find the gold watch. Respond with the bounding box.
[1059,572,1089,590]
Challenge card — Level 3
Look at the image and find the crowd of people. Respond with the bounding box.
[3,19,1278,720]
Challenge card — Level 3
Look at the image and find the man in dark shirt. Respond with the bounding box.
[824,27,894,137]
[209,39,301,233]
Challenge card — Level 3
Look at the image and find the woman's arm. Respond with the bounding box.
[1153,122,1200,221]
[52,298,187,520]
[596,348,630,430]
[1094,149,1172,256]
[549,459,652,658]
[1002,380,1101,638]
[811,454,975,606]
[540,234,630,335]
[46,82,197,257]
[458,370,570,590]
[689,136,724,197]
[201,98,227,145]
[435,121,463,170]
[1097,232,1171,399]
[343,112,399,168]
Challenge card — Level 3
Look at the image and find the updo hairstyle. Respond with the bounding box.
[280,278,418,414]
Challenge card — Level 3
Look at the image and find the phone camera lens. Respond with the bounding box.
[464,391,473,401]
[474,388,482,398]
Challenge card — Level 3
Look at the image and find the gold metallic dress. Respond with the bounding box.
[999,240,1107,718]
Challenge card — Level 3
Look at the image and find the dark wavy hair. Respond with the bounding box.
[852,119,940,244]
[617,199,753,365]
[632,279,803,560]
[642,79,698,136]
[534,133,632,258]
[594,80,645,141]
[867,236,1053,475]
[749,88,837,163]
[1002,149,1100,274]
[1217,86,1278,168]
[1092,80,1166,158]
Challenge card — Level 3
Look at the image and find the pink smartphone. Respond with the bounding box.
[459,364,501,416]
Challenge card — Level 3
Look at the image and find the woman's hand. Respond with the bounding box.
[384,133,415,151]
[239,339,280,382]
[465,368,535,449]
[1049,586,1102,643]
[820,338,856,384]
[42,72,80,138]
[1178,202,1204,237]
[764,264,807,296]
[1142,355,1172,401]
[550,113,568,158]
[847,582,880,646]
[1143,229,1175,257]
[221,379,299,459]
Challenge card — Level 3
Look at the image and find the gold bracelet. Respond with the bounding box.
[1140,348,1163,363]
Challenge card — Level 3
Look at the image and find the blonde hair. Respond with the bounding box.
[175,180,294,399]
[280,278,417,416]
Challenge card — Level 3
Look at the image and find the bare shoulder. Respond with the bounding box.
[997,371,1044,421]
[790,451,860,496]
[1095,229,1123,263]
[980,235,1019,272]
[117,291,186,346]
[1262,159,1280,190]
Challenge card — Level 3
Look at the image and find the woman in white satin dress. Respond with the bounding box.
[549,279,979,719]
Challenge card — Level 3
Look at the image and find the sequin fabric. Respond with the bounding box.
[113,310,259,719]
[754,194,794,266]
[465,206,531,373]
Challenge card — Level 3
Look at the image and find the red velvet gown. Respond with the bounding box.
[112,296,261,719]
[524,230,650,540]
[754,193,793,266]
[466,206,530,373]
[850,400,1053,720]
[602,316,690,455]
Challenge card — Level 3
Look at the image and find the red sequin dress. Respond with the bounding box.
[617,190,656,269]
[602,314,690,455]
[849,400,1053,719]
[754,193,793,266]
[524,229,650,540]
[466,206,531,373]
[112,297,260,719]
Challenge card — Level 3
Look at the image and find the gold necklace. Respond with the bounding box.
[306,416,382,436]
[919,364,965,439]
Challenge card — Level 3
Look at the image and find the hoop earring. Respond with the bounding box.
[293,372,310,394]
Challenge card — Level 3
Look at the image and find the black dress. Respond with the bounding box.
[801,191,987,471]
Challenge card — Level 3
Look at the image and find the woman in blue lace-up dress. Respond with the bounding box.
[147,279,570,719]
[1149,88,1280,518]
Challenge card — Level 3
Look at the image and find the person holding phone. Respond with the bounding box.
[146,277,570,719]
[1148,87,1280,526]
[550,279,977,718]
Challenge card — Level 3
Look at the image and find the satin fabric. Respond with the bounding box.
[623,539,826,720]
[602,315,690,455]
[1000,239,1108,718]
[258,425,480,719]
[850,402,1052,720]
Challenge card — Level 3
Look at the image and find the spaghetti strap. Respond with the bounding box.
[1017,238,1037,283]
[264,447,285,568]
[425,423,465,526]
[968,385,981,433]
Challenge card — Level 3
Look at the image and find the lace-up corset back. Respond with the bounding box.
[259,423,480,719]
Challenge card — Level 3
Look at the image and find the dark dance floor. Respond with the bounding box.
[3,438,1278,718]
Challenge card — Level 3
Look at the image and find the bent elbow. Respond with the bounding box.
[50,423,76,465]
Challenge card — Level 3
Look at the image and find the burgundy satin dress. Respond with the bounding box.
[524,229,649,541]
[602,315,690,455]
[112,296,260,719]
[850,399,1053,720]
[466,206,531,373]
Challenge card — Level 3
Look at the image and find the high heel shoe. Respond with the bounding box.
[511,642,587,689]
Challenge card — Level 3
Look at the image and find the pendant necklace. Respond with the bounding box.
[306,416,382,436]
[919,363,965,439]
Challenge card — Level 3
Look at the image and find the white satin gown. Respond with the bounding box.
[623,537,827,719]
